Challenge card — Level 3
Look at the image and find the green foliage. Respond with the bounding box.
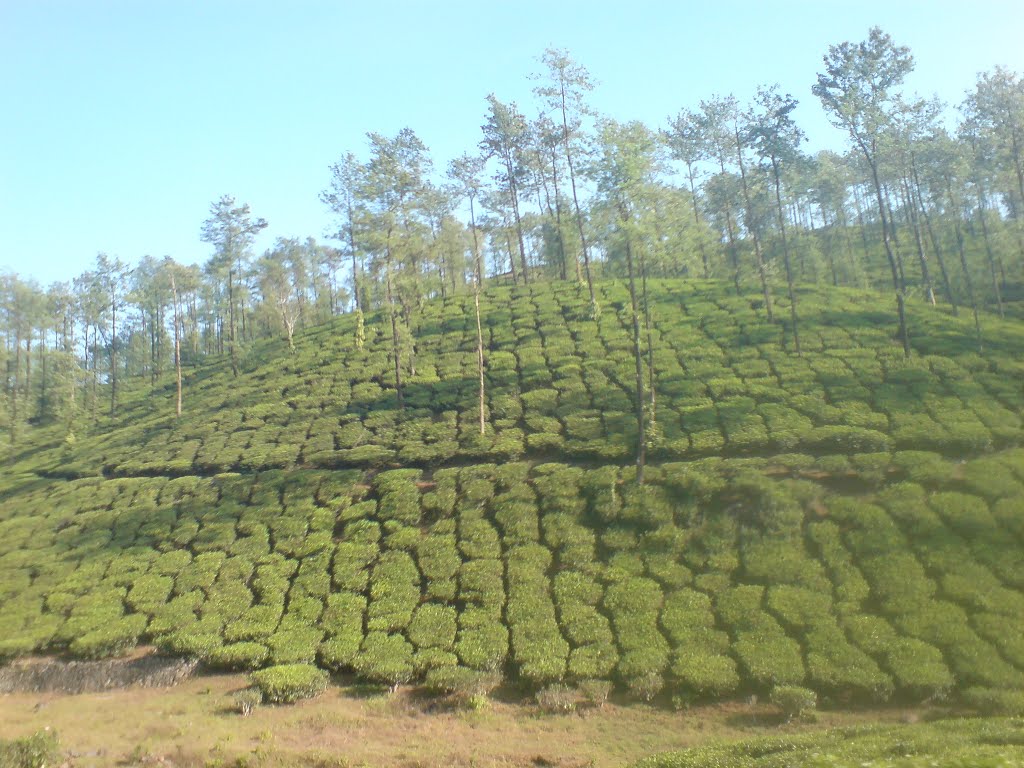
[249,663,329,704]
[68,613,148,659]
[770,684,817,721]
[0,729,61,768]
[353,631,415,688]
[207,641,270,671]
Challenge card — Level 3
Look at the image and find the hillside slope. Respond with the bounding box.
[2,279,1024,708]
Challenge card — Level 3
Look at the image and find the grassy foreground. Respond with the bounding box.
[0,671,925,768]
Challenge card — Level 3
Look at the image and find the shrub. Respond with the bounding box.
[207,642,269,671]
[353,631,415,689]
[407,603,457,651]
[367,550,420,633]
[375,469,423,525]
[962,687,1024,715]
[267,625,324,665]
[0,729,61,768]
[412,647,458,676]
[566,644,618,680]
[249,664,328,704]
[805,623,893,702]
[670,648,739,699]
[231,686,263,716]
[766,585,833,630]
[770,684,817,722]
[733,630,805,688]
[455,619,508,672]
[885,637,954,700]
[68,613,148,659]
[224,604,282,642]
[535,683,579,713]
[577,678,613,709]
[155,629,222,658]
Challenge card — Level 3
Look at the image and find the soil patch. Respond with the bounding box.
[0,651,196,695]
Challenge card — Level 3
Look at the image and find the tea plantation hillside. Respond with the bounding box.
[2,279,1024,711]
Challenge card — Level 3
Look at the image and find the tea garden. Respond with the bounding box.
[2,279,1024,723]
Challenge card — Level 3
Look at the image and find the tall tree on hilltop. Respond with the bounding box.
[748,84,805,352]
[2,275,45,442]
[964,67,1024,221]
[699,96,745,293]
[591,119,664,485]
[731,98,775,321]
[449,152,489,435]
[665,108,711,278]
[810,150,861,287]
[322,152,367,312]
[527,114,571,281]
[93,253,130,417]
[256,238,307,351]
[361,128,432,409]
[200,195,268,376]
[480,94,531,284]
[534,48,597,306]
[128,255,171,385]
[960,114,1007,317]
[160,257,195,418]
[814,26,914,357]
[890,96,956,309]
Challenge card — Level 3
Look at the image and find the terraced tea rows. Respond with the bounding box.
[2,279,1023,712]
[23,280,1024,481]
[3,448,1024,707]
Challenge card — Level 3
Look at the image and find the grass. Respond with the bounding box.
[0,671,921,768]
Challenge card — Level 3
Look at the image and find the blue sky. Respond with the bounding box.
[3,0,1024,286]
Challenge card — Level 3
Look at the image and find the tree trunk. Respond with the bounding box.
[900,174,935,306]
[24,333,32,421]
[735,131,773,321]
[10,336,19,444]
[621,208,646,486]
[913,160,958,313]
[867,156,911,358]
[639,244,656,426]
[228,268,238,377]
[110,297,117,417]
[771,156,800,354]
[716,157,742,295]
[852,185,873,267]
[946,182,983,351]
[687,164,709,278]
[975,188,1006,318]
[560,82,595,305]
[171,274,183,417]
[40,332,48,420]
[819,205,839,287]
[385,232,404,410]
[548,142,570,282]
[505,156,530,285]
[504,231,518,284]
[469,196,487,436]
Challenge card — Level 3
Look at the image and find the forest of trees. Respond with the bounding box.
[3,29,1023,448]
